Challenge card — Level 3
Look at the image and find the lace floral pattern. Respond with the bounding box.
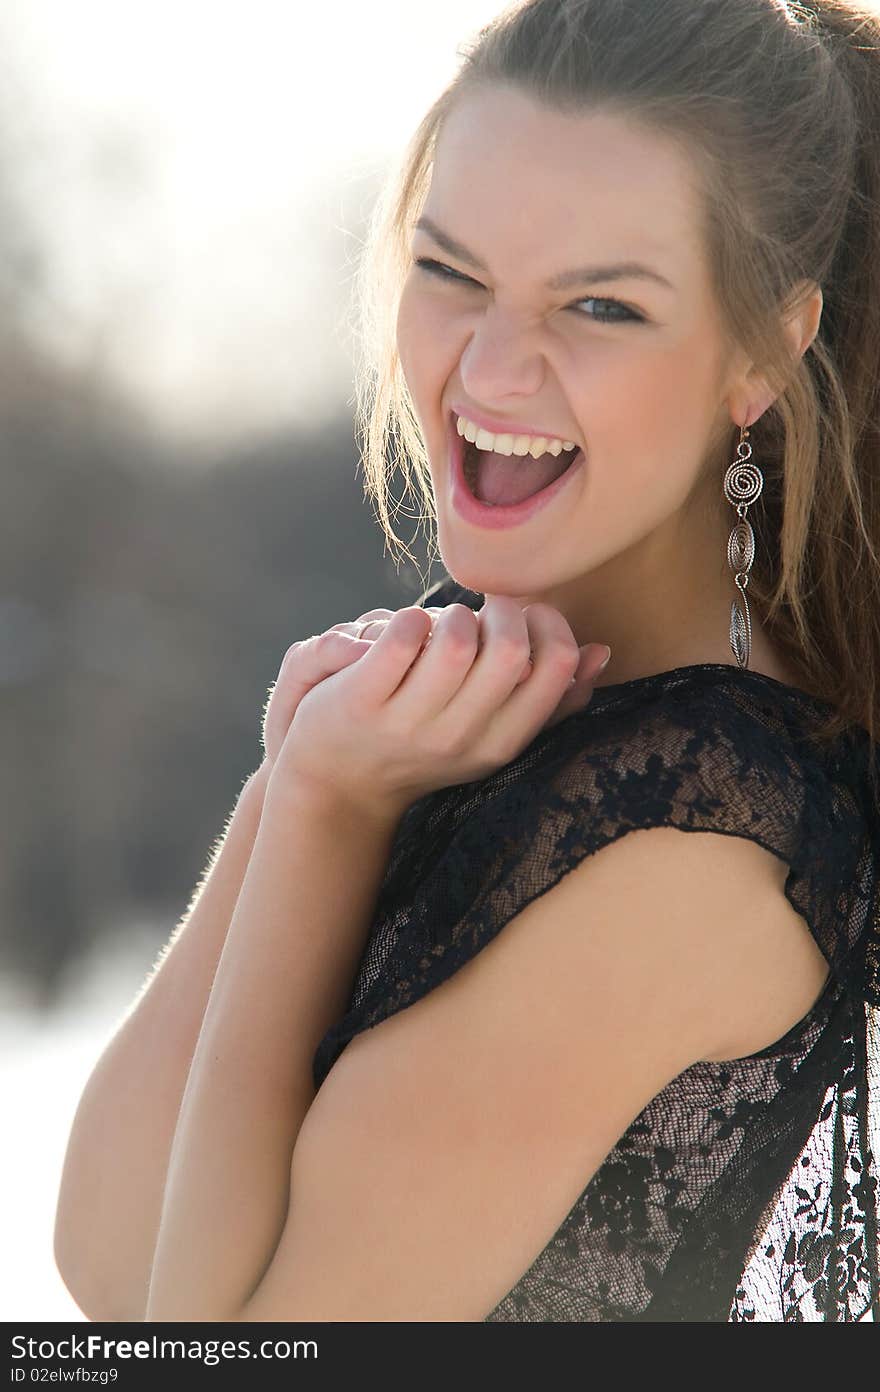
[311,577,880,1321]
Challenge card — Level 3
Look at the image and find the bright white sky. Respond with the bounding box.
[0,0,501,442]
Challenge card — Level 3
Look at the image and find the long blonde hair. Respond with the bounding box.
[351,0,880,778]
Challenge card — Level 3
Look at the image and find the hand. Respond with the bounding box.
[329,604,605,728]
[260,605,520,769]
[260,629,367,770]
[260,605,435,768]
[261,600,605,770]
[267,596,611,822]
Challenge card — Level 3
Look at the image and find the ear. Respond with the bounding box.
[728,279,823,426]
[781,278,824,361]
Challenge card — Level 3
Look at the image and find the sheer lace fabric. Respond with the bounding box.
[312,577,880,1321]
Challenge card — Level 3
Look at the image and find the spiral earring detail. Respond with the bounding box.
[724,423,763,670]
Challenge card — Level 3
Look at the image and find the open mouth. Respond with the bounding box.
[461,434,584,507]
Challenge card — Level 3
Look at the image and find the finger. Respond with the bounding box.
[410,598,557,706]
[543,644,611,729]
[263,631,371,759]
[399,595,529,731]
[330,606,446,644]
[357,608,395,621]
[281,629,372,705]
[426,601,529,682]
[388,603,481,720]
[278,639,304,668]
[353,618,388,641]
[349,606,434,703]
[330,607,445,641]
[464,593,536,710]
[328,609,394,636]
[483,603,581,746]
[415,607,456,647]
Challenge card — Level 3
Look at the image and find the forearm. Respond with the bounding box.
[54,762,270,1322]
[144,777,400,1322]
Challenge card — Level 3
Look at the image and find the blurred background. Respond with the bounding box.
[0,0,501,1319]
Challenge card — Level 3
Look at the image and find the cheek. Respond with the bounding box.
[395,286,462,477]
[396,281,464,389]
[599,351,680,436]
[575,442,701,579]
[578,344,719,537]
[588,329,719,464]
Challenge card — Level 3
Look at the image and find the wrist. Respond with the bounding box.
[263,760,407,837]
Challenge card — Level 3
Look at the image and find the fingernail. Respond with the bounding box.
[593,644,612,674]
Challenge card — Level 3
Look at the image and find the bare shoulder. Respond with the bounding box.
[585,824,831,1062]
[466,822,833,1063]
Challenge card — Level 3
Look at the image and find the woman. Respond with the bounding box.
[56,0,879,1321]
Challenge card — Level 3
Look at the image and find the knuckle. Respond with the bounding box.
[495,633,531,668]
[547,638,580,675]
[425,719,465,761]
[445,637,476,666]
[420,730,446,762]
[392,605,423,625]
[387,614,419,645]
[434,729,465,762]
[437,607,478,654]
[445,634,481,659]
[443,603,478,626]
[483,737,517,772]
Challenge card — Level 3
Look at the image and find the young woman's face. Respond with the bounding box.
[396,85,748,625]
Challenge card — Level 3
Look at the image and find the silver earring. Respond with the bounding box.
[724,422,763,670]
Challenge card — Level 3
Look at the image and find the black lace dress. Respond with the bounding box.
[312,576,880,1322]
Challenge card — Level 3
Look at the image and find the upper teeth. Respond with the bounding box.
[456,414,579,458]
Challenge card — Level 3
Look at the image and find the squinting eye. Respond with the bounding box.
[570,297,645,324]
[413,257,476,285]
[413,256,645,324]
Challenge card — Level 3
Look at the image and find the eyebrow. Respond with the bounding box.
[413,215,676,292]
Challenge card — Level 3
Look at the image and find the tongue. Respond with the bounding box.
[475,447,574,505]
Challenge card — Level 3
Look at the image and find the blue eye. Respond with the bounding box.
[413,257,644,324]
[571,297,644,324]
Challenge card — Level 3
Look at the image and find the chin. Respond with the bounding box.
[435,516,569,603]
[438,559,538,603]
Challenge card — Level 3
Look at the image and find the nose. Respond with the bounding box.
[459,307,547,404]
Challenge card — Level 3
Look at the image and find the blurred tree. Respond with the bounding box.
[0,345,432,1004]
[0,81,435,1004]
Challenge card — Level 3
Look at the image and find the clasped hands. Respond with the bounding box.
[260,595,611,824]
